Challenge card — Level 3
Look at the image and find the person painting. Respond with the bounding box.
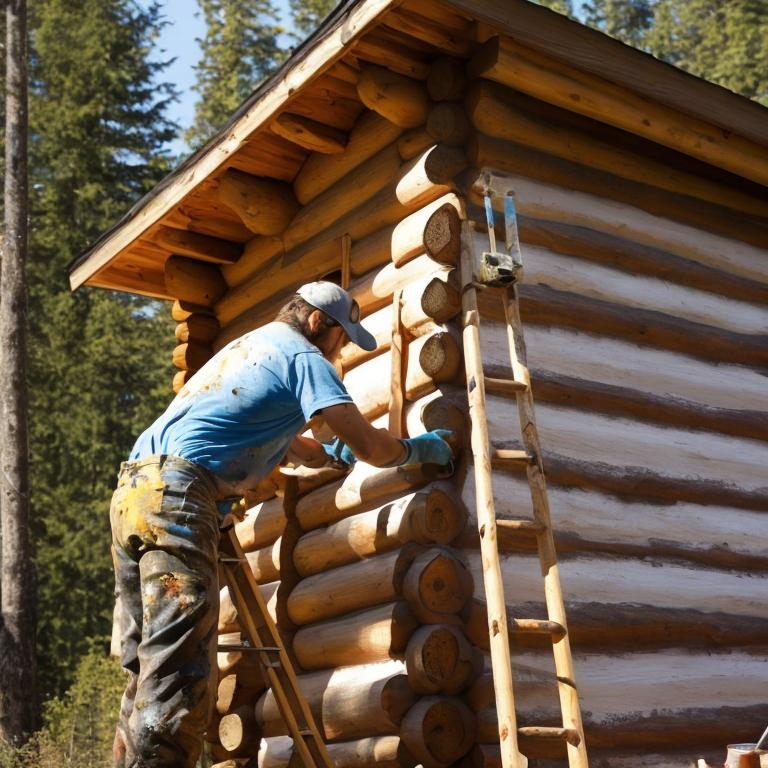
[110,281,453,767]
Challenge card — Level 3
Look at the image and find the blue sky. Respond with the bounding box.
[154,0,297,156]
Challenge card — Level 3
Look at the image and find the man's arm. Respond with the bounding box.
[320,403,407,467]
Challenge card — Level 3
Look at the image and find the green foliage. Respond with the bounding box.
[645,0,768,105]
[289,0,336,40]
[0,646,124,768]
[581,0,654,47]
[534,0,574,16]
[26,0,177,700]
[186,0,284,148]
[580,0,767,104]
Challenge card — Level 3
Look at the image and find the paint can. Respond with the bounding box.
[724,744,762,768]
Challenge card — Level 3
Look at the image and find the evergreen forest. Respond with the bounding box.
[0,0,765,763]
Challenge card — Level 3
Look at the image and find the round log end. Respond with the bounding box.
[427,57,468,102]
[418,332,462,383]
[219,706,261,755]
[423,205,462,266]
[400,696,476,767]
[405,487,465,545]
[405,624,476,694]
[420,275,461,322]
[402,549,473,619]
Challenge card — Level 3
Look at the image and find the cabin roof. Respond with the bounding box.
[68,0,768,298]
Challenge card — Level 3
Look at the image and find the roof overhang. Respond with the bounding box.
[69,0,768,298]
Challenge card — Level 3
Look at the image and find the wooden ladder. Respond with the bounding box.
[459,182,589,768]
[218,525,334,768]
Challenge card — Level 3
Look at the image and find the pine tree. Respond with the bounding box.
[581,0,654,48]
[534,0,574,17]
[289,0,335,40]
[28,0,177,699]
[186,0,283,148]
[645,0,768,105]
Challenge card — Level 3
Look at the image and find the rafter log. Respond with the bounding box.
[217,169,298,236]
[271,112,348,154]
[155,226,242,264]
[357,64,430,128]
[427,56,467,102]
[164,255,227,306]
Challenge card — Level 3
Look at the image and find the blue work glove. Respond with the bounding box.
[322,437,356,467]
[401,429,454,466]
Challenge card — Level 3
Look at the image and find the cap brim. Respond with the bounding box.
[342,321,377,352]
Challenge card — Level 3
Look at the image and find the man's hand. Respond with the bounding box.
[402,429,454,466]
[322,437,356,467]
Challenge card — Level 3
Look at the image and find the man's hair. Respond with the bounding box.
[275,294,337,340]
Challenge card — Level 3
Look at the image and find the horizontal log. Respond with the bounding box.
[293,485,466,576]
[343,330,462,422]
[155,227,243,265]
[235,497,285,552]
[245,539,281,584]
[356,64,429,127]
[511,284,768,368]
[255,659,415,740]
[382,8,471,57]
[217,674,261,716]
[461,598,768,653]
[472,172,768,287]
[216,146,464,329]
[172,341,212,372]
[397,128,434,161]
[463,457,768,570]
[461,551,768,622]
[286,546,419,625]
[295,461,444,531]
[391,193,463,268]
[217,169,299,236]
[164,255,227,306]
[293,110,403,205]
[427,56,467,102]
[469,132,768,251]
[516,215,768,307]
[471,231,768,339]
[219,581,278,634]
[216,633,267,686]
[271,112,347,154]
[292,602,419,670]
[487,324,768,418]
[469,34,768,187]
[287,545,471,625]
[466,80,768,219]
[400,696,476,768]
[258,735,416,768]
[171,298,215,321]
[352,34,431,81]
[174,313,220,344]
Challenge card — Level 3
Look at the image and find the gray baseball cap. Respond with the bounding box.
[297,281,377,352]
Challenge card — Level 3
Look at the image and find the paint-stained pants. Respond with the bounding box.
[110,455,220,768]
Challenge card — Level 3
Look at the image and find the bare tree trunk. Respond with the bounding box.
[0,0,37,742]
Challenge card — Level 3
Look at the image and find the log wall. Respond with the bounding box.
[152,38,768,768]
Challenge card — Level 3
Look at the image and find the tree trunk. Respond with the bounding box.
[0,0,37,742]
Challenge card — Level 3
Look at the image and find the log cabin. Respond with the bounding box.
[70,0,768,766]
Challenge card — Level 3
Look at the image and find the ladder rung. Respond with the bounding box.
[509,618,566,639]
[492,449,534,465]
[518,726,581,747]
[485,376,528,395]
[496,518,545,534]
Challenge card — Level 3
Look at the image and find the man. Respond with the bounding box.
[110,281,453,767]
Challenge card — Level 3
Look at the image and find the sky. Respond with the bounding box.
[154,0,298,156]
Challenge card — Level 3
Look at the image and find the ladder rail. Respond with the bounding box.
[502,288,589,768]
[220,527,333,768]
[460,228,528,768]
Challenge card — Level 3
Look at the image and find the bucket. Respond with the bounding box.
[724,744,762,768]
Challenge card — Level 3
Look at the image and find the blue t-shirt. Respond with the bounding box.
[131,322,353,488]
